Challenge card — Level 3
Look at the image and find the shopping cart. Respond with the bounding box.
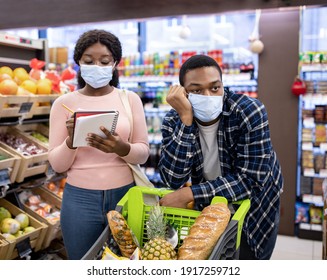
[82,186,250,260]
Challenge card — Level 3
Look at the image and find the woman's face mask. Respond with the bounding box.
[80,64,115,88]
[188,93,223,123]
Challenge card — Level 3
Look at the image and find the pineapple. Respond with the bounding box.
[141,204,177,260]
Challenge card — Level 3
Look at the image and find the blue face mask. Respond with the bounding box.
[188,93,223,122]
[80,64,114,88]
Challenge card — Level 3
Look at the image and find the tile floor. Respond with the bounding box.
[271,234,323,260]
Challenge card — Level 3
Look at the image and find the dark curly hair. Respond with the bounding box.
[179,54,222,86]
[73,29,122,88]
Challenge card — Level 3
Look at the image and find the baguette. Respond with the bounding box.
[178,202,231,260]
[107,210,138,258]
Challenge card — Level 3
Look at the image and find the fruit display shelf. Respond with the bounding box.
[0,94,34,119]
[0,93,61,120]
[0,126,49,183]
[29,93,61,117]
[20,186,61,250]
[0,198,48,259]
[14,123,49,149]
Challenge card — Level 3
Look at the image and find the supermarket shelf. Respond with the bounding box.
[301,64,327,72]
[120,73,256,87]
[0,32,44,50]
[302,194,324,207]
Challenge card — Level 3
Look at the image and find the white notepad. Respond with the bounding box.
[72,110,119,147]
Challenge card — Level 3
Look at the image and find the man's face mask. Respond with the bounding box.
[80,64,115,88]
[188,93,223,122]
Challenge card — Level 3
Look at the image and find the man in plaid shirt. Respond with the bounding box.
[158,55,284,260]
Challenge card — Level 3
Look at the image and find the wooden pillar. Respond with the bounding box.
[258,8,300,235]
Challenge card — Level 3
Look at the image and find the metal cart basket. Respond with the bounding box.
[82,186,250,260]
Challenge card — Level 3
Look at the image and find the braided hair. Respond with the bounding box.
[73,29,122,88]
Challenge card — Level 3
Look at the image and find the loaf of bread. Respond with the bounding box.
[107,210,138,258]
[178,202,231,260]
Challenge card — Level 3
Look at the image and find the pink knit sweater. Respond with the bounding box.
[48,88,149,190]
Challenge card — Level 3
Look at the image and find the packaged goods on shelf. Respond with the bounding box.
[0,127,48,183]
[19,186,61,249]
[42,177,66,199]
[0,198,48,259]
[302,150,314,169]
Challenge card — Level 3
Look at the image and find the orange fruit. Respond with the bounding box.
[0,66,13,78]
[20,79,37,94]
[0,73,12,82]
[36,79,52,94]
[13,67,30,85]
[0,79,18,95]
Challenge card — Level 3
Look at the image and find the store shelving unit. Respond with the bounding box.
[296,63,327,240]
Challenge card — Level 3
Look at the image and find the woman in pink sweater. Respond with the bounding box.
[48,30,149,259]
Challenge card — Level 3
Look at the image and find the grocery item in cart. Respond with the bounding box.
[178,202,230,260]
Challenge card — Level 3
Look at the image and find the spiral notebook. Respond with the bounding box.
[72,110,119,148]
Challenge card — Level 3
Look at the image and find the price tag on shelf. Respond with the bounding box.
[0,169,11,187]
[320,143,327,152]
[312,195,323,205]
[319,169,327,177]
[303,117,315,128]
[299,223,311,230]
[311,224,322,231]
[302,142,313,150]
[19,102,33,114]
[303,168,315,177]
[302,194,313,203]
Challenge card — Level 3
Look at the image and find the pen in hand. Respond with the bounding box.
[62,103,74,114]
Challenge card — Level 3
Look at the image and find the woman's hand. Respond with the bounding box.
[166,85,193,126]
[86,126,131,156]
[65,116,75,149]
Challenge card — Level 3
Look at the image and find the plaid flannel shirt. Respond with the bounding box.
[158,88,284,258]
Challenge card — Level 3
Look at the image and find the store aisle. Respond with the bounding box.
[271,235,322,260]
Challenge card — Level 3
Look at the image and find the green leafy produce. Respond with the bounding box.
[31,132,49,143]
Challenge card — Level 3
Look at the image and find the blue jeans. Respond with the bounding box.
[239,207,280,260]
[60,182,134,260]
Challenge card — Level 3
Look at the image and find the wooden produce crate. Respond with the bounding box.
[0,94,34,119]
[0,236,14,260]
[0,146,21,183]
[0,127,48,183]
[21,186,62,249]
[29,94,60,116]
[0,198,48,259]
[14,123,49,148]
